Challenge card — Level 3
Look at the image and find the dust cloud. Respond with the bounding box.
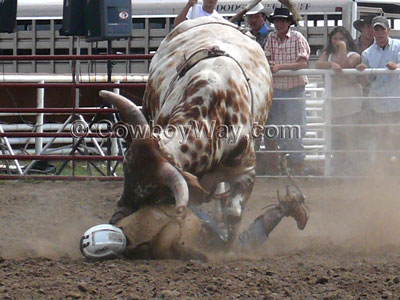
[0,181,118,259]
[249,176,400,257]
[1,176,400,260]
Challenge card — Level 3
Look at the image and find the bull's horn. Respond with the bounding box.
[158,163,189,209]
[99,90,149,128]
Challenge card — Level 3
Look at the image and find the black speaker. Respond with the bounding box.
[85,0,132,42]
[61,0,86,36]
[0,0,17,33]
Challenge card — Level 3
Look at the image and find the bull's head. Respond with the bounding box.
[99,90,189,211]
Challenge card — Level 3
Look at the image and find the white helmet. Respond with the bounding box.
[79,224,126,259]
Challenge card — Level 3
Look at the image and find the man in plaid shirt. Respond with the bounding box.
[264,7,310,175]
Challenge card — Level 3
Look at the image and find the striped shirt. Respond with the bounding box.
[265,29,310,90]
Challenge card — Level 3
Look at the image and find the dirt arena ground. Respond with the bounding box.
[1,177,400,299]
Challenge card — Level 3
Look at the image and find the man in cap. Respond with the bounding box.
[356,16,400,173]
[173,0,220,27]
[353,14,375,53]
[245,3,272,49]
[264,7,310,175]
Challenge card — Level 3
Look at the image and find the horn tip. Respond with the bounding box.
[99,90,113,98]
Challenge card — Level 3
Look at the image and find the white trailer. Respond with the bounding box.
[0,0,399,74]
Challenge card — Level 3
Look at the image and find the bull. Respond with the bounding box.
[99,16,273,248]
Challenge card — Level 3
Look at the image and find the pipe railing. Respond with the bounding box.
[0,54,154,61]
[0,74,149,83]
[0,108,119,113]
[0,82,146,88]
[0,54,154,179]
[2,66,400,179]
[0,155,123,161]
[263,68,400,177]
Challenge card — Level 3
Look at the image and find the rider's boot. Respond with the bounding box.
[238,186,308,249]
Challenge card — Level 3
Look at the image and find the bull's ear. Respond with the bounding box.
[118,121,132,144]
[181,171,209,195]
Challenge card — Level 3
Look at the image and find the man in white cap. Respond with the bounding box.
[245,3,271,49]
[173,0,220,27]
[356,16,400,173]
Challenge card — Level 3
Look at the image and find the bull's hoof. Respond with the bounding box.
[223,202,242,225]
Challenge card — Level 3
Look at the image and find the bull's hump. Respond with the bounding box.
[164,57,251,113]
[157,60,253,174]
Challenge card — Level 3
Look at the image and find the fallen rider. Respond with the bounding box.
[80,184,308,260]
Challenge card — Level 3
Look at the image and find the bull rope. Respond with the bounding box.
[162,46,255,116]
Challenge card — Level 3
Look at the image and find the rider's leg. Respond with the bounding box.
[238,205,285,248]
[238,188,308,249]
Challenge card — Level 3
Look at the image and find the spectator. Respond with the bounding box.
[249,4,274,175]
[264,7,310,175]
[245,3,272,49]
[353,15,375,54]
[173,0,219,27]
[353,15,375,96]
[316,26,363,175]
[356,16,400,173]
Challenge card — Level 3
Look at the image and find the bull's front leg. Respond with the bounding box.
[223,169,256,250]
[109,197,136,225]
[109,180,140,224]
[109,205,134,225]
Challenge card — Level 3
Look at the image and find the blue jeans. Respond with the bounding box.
[267,86,306,165]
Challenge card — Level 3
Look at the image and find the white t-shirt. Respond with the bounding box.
[186,4,220,19]
[327,51,358,62]
[327,51,363,118]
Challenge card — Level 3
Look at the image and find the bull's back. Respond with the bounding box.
[144,16,272,126]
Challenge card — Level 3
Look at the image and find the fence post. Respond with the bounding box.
[35,80,44,155]
[112,81,120,159]
[324,72,333,176]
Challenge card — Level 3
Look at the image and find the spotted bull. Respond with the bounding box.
[99,16,273,247]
